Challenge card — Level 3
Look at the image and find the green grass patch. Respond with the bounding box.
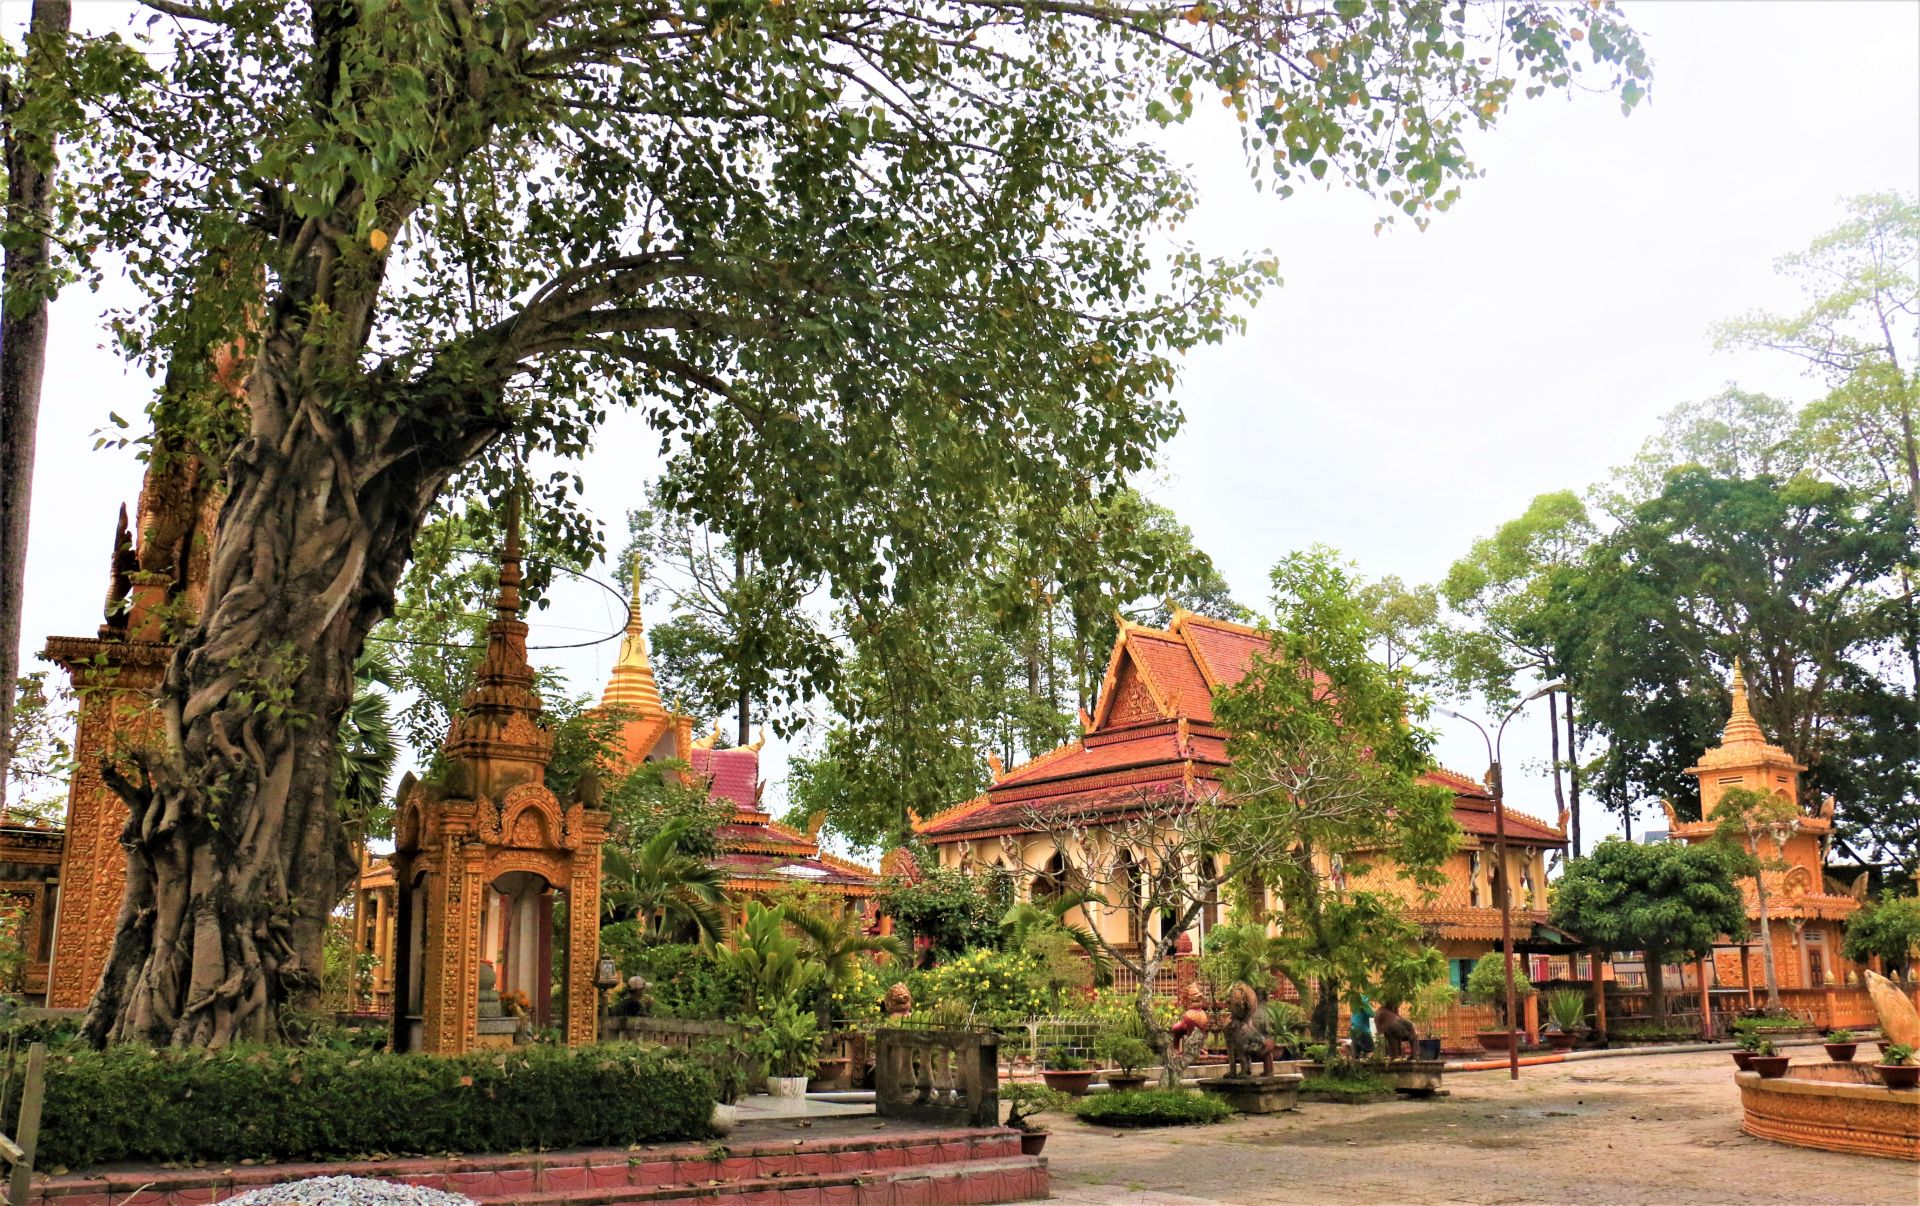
[1301,1065,1394,1100]
[1733,1014,1812,1034]
[1075,1089,1233,1128]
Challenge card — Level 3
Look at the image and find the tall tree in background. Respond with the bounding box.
[1565,466,1912,857]
[1430,491,1593,850]
[0,0,71,802]
[617,488,830,743]
[1353,574,1437,677]
[788,488,1237,850]
[1215,548,1458,1043]
[56,0,1647,1046]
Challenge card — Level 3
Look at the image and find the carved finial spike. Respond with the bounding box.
[494,489,524,621]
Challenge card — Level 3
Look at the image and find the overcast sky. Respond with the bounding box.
[10,1,1919,851]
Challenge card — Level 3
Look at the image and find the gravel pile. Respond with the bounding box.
[224,1176,476,1206]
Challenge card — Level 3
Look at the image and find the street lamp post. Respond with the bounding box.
[1436,681,1566,1082]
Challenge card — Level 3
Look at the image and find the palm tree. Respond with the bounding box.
[781,896,907,1027]
[1000,889,1113,986]
[718,900,823,1015]
[334,650,399,847]
[601,814,728,942]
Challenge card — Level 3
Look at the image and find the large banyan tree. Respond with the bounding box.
[47,0,1647,1045]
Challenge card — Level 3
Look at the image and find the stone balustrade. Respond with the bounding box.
[875,1027,999,1128]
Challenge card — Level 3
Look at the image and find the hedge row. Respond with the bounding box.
[33,1041,716,1170]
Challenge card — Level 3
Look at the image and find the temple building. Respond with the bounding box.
[590,576,880,914]
[355,575,877,1008]
[913,611,1570,977]
[1664,663,1865,989]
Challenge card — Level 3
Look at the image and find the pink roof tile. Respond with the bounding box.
[690,747,760,809]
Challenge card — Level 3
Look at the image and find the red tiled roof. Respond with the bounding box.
[1178,616,1269,689]
[1126,629,1216,722]
[919,775,1211,839]
[690,747,760,808]
[713,852,878,889]
[991,723,1228,791]
[917,613,1563,849]
[1448,796,1564,846]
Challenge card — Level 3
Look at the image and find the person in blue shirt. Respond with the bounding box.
[1349,992,1375,1058]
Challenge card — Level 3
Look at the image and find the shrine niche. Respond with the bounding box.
[386,498,608,1055]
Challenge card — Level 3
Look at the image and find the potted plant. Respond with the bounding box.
[1544,989,1587,1051]
[1041,1046,1096,1096]
[1002,1082,1072,1155]
[1874,1042,1918,1090]
[1094,1032,1156,1092]
[1401,978,1458,1061]
[1732,1032,1763,1071]
[1465,951,1533,1052]
[1748,1039,1791,1079]
[753,1002,821,1098]
[1822,1028,1858,1062]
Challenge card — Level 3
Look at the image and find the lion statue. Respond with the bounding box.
[881,982,914,1020]
[1225,981,1281,1078]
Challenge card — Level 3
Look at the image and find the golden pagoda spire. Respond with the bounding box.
[1722,658,1766,746]
[599,555,665,717]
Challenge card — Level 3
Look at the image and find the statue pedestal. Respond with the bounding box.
[1200,1074,1302,1114]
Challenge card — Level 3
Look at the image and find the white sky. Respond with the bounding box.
[10,1,1920,851]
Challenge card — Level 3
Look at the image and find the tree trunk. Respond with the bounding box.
[1753,863,1781,1011]
[1646,951,1667,1029]
[84,314,492,1046]
[0,0,71,801]
[1547,688,1566,841]
[735,543,749,744]
[1565,694,1583,857]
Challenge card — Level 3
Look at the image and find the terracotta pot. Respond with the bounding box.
[1475,1030,1515,1053]
[1043,1069,1097,1096]
[1018,1130,1050,1156]
[1546,1031,1578,1051]
[1875,1063,1919,1090]
[1823,1043,1858,1063]
[1731,1050,1754,1071]
[1105,1072,1150,1092]
[1749,1055,1791,1079]
[811,1056,852,1089]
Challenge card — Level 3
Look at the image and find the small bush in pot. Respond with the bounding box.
[1732,1031,1763,1070]
[749,1001,821,1097]
[1002,1082,1072,1154]
[1041,1045,1096,1095]
[1748,1038,1791,1079]
[1822,1028,1858,1062]
[1544,989,1587,1050]
[1465,952,1532,1049]
[1875,1042,1918,1090]
[1094,1032,1156,1091]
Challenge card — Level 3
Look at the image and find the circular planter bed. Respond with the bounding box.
[1042,1069,1096,1096]
[1823,1043,1859,1063]
[1876,1064,1920,1090]
[1732,1050,1755,1071]
[1475,1030,1515,1053]
[1750,1055,1792,1079]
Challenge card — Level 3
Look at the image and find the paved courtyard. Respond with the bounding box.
[1043,1046,1914,1205]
